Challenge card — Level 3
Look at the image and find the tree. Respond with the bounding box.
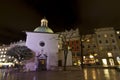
[58,31,74,71]
[6,45,35,64]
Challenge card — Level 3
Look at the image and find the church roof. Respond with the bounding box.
[34,26,54,33]
[34,18,54,33]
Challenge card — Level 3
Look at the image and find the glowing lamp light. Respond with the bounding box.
[86,39,90,42]
[58,44,60,49]
[89,55,94,58]
[68,46,71,50]
[83,56,86,59]
[117,31,120,34]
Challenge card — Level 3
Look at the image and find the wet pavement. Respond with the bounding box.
[0,68,120,80]
[83,68,120,80]
[0,69,84,80]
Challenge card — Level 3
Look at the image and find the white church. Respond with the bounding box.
[25,18,72,71]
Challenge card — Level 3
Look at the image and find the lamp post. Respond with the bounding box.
[80,34,84,69]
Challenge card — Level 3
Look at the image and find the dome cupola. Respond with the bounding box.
[34,18,54,33]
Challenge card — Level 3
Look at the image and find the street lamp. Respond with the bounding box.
[80,35,84,69]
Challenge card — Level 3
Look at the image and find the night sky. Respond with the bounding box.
[0,0,120,44]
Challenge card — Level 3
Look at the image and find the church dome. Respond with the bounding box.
[34,18,54,33]
[34,26,54,33]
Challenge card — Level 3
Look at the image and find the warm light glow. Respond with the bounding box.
[2,59,5,61]
[117,57,120,65]
[9,56,11,59]
[81,39,84,42]
[0,63,14,66]
[103,69,110,79]
[109,58,114,66]
[94,54,97,56]
[58,44,60,49]
[78,60,81,66]
[83,56,86,58]
[95,59,99,62]
[4,51,6,54]
[116,31,120,34]
[73,62,77,65]
[5,48,7,50]
[89,55,94,58]
[68,46,71,50]
[84,69,88,80]
[107,52,112,57]
[104,34,107,37]
[3,55,6,57]
[92,70,96,80]
[86,39,90,42]
[102,59,107,66]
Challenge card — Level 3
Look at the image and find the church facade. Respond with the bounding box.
[25,18,58,71]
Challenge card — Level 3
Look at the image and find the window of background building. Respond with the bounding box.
[72,41,74,45]
[99,40,102,44]
[107,52,113,57]
[82,45,84,48]
[93,45,96,48]
[72,52,75,56]
[112,39,115,43]
[72,47,74,50]
[98,35,100,38]
[76,40,79,44]
[111,34,113,37]
[105,40,108,43]
[77,52,80,56]
[76,46,79,50]
[88,45,90,48]
[114,45,117,50]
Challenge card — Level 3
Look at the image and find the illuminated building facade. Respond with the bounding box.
[1,23,120,69]
[82,34,99,65]
[114,30,120,65]
[0,40,26,67]
[0,45,9,67]
[95,27,120,66]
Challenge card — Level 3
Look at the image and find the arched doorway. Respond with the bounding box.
[38,59,47,71]
[37,54,47,71]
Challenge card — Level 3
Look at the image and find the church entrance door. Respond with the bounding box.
[38,59,47,71]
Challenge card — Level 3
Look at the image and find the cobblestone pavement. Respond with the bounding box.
[0,69,84,80]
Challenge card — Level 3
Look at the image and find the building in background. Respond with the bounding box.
[114,30,120,65]
[1,24,120,68]
[95,27,120,66]
[81,34,99,65]
[57,28,80,66]
[116,30,120,50]
[0,40,25,68]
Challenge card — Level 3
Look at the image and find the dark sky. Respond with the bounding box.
[0,0,120,44]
